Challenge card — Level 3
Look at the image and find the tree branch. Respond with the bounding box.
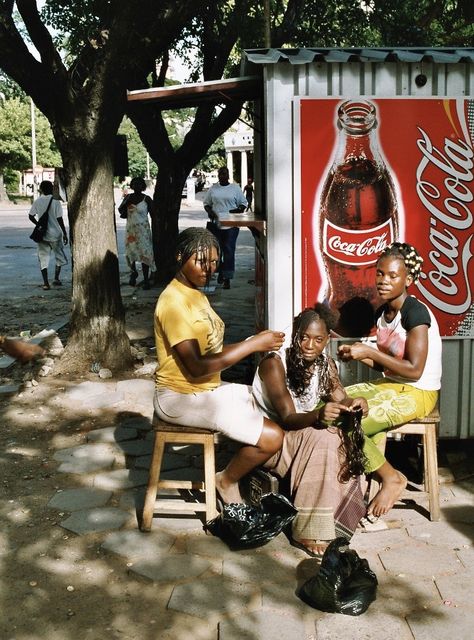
[16,0,65,72]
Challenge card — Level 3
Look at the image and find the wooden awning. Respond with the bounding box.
[127,76,261,110]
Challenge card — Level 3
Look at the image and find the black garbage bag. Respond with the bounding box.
[204,492,297,550]
[298,537,378,616]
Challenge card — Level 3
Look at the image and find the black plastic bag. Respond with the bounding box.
[204,492,297,550]
[30,196,53,243]
[298,537,377,616]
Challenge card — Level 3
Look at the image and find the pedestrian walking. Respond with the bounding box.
[118,177,156,290]
[28,180,68,290]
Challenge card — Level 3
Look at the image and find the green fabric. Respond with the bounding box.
[345,379,438,473]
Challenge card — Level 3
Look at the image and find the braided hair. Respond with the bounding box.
[286,303,367,482]
[286,304,337,399]
[176,227,220,284]
[377,242,424,283]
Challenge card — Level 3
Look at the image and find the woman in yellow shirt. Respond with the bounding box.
[154,227,285,505]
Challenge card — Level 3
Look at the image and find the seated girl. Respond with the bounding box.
[252,304,368,557]
[339,243,442,519]
[153,227,286,505]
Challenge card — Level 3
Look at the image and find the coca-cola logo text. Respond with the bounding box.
[322,219,394,266]
[415,126,473,314]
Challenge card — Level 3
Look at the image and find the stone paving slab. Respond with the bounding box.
[118,414,152,432]
[407,521,474,547]
[435,570,474,606]
[129,553,212,583]
[53,442,117,474]
[115,439,154,456]
[117,487,147,511]
[167,574,257,618]
[261,578,314,618]
[379,541,462,576]
[47,487,112,511]
[218,610,307,640]
[100,528,176,561]
[62,380,117,400]
[60,507,131,534]
[457,547,474,570]
[0,383,22,397]
[439,501,474,524]
[372,574,440,616]
[116,378,154,398]
[53,442,118,462]
[134,452,189,471]
[223,552,298,585]
[146,514,206,533]
[315,610,413,640]
[406,604,474,640]
[91,468,149,491]
[86,426,138,443]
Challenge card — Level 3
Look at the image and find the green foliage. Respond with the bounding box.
[197,137,225,172]
[0,97,61,173]
[365,0,474,47]
[0,98,31,170]
[118,117,157,178]
[42,0,112,54]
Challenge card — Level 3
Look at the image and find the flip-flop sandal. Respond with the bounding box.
[358,516,403,532]
[291,538,327,558]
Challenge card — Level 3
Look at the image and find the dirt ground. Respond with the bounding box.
[0,290,183,640]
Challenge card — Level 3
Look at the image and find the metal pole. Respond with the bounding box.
[30,97,37,200]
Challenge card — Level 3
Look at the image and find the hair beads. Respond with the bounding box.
[378,242,424,282]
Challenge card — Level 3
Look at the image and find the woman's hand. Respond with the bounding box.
[250,330,285,353]
[338,342,372,361]
[318,401,351,424]
[350,396,369,417]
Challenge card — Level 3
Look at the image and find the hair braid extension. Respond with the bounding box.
[336,408,368,482]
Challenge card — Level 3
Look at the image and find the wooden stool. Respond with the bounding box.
[140,415,220,532]
[371,408,441,521]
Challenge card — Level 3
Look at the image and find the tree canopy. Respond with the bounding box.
[0,0,471,372]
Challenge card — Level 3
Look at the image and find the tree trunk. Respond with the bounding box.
[54,147,132,373]
[153,162,189,284]
[0,173,10,202]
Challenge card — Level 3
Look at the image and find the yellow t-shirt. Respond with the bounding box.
[154,278,225,393]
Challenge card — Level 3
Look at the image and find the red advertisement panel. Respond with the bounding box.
[300,98,474,337]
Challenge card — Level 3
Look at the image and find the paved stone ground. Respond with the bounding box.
[1,198,474,639]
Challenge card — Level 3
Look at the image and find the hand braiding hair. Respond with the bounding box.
[378,242,424,282]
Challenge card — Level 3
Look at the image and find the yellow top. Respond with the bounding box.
[154,278,224,393]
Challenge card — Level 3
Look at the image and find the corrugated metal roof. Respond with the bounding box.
[245,48,474,65]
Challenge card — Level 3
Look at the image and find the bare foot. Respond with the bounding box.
[215,470,243,505]
[368,471,407,517]
[293,538,329,557]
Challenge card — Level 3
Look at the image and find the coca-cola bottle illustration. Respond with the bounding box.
[318,100,399,329]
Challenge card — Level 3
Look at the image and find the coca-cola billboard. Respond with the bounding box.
[299,97,474,337]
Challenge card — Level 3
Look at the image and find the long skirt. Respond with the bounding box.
[264,427,366,542]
